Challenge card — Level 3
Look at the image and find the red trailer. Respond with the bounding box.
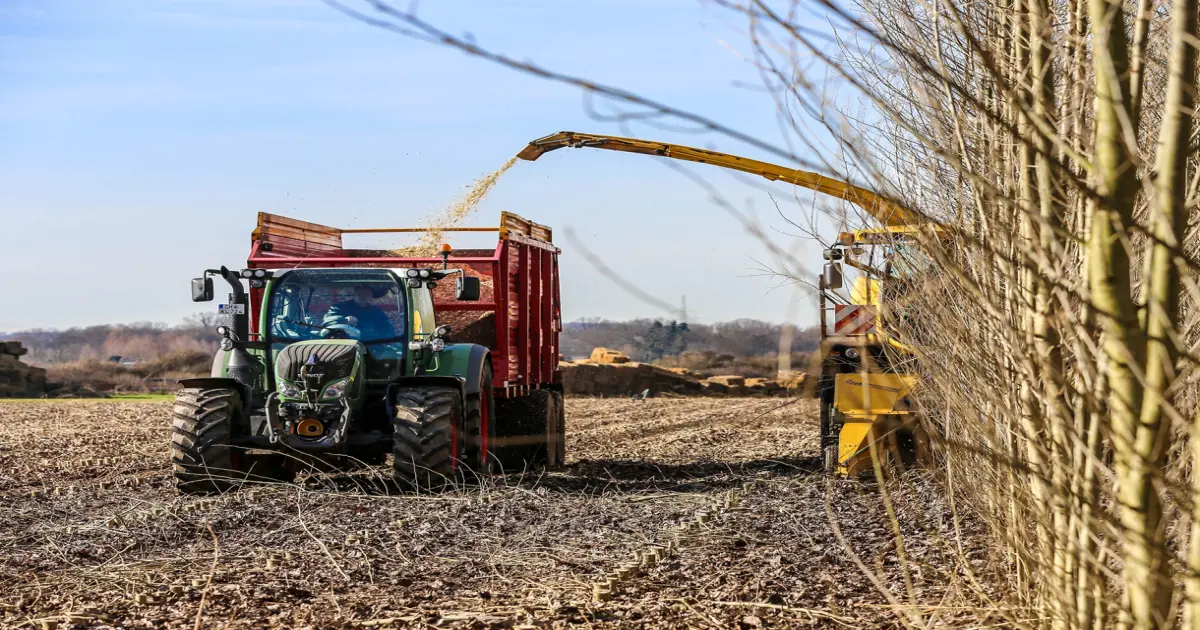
[245,211,565,465]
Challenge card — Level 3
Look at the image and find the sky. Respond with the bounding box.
[0,0,851,333]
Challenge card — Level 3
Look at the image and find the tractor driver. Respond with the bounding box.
[325,286,396,340]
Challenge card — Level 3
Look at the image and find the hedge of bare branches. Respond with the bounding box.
[325,0,1197,626]
[728,0,1199,626]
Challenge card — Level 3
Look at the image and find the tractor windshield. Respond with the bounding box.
[268,269,405,342]
[266,269,408,378]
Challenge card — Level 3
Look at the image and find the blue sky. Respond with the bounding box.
[0,0,849,332]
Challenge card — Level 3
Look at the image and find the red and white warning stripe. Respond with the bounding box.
[833,305,877,335]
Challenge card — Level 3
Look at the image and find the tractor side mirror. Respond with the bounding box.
[823,262,843,290]
[192,277,214,302]
[456,276,481,301]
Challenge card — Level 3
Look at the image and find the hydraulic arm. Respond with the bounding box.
[518,131,920,228]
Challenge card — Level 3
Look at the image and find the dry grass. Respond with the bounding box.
[43,351,211,396]
[0,398,1004,628]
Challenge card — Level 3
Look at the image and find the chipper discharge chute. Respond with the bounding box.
[519,130,932,475]
[172,211,564,493]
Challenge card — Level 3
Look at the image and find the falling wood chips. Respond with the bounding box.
[391,157,519,257]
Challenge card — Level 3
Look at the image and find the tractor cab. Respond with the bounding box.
[265,268,411,382]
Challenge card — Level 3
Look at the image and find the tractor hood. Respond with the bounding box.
[276,340,361,390]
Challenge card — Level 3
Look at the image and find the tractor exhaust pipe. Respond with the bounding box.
[191,266,251,343]
[215,266,250,343]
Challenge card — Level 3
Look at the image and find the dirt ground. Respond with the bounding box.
[0,398,998,629]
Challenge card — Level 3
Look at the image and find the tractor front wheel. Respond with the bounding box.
[391,387,459,490]
[171,387,243,494]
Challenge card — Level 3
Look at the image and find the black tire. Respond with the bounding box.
[546,390,566,468]
[819,385,838,473]
[171,387,243,494]
[463,363,496,474]
[392,387,459,490]
[492,389,560,472]
[823,443,839,472]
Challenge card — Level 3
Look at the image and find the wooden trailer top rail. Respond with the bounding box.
[251,211,553,259]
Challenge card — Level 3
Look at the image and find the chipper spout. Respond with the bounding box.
[518,130,922,228]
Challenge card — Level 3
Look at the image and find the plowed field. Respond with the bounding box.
[0,398,994,628]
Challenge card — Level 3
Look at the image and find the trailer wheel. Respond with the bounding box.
[492,389,563,471]
[392,387,459,490]
[546,390,566,468]
[171,387,243,494]
[463,364,495,474]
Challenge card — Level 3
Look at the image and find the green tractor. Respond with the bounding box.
[173,259,561,493]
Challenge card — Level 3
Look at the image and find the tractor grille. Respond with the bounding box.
[276,343,357,384]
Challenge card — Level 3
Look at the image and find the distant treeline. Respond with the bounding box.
[5,314,226,365]
[4,315,818,367]
[561,318,819,362]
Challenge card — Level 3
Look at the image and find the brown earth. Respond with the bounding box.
[559,361,802,398]
[0,398,1002,628]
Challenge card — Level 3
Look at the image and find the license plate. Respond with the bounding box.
[219,304,246,315]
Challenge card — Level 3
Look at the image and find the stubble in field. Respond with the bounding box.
[0,398,992,628]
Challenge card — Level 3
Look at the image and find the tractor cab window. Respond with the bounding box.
[267,269,407,379]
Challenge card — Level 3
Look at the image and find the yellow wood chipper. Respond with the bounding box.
[519,131,930,475]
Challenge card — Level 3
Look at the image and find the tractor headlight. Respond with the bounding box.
[844,347,861,360]
[406,269,420,278]
[429,338,446,352]
[321,378,350,399]
[279,382,302,399]
[219,337,234,351]
[419,269,430,278]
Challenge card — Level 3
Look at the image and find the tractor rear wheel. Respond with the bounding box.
[171,387,243,494]
[463,363,495,475]
[391,387,459,490]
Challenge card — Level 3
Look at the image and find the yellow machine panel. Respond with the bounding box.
[833,373,916,418]
[833,373,919,475]
[850,277,881,307]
